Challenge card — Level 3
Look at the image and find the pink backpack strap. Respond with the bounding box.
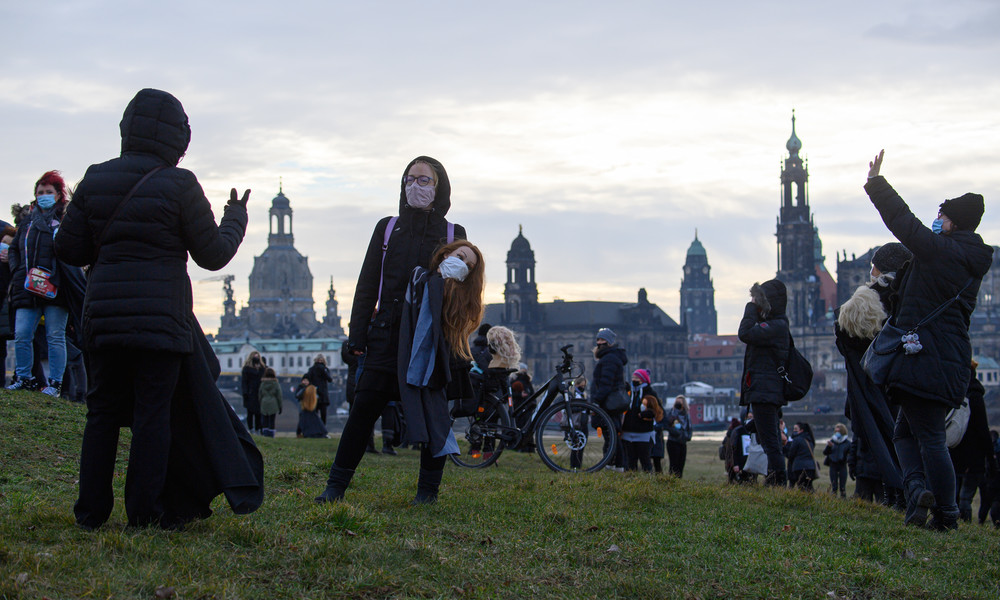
[375,216,398,312]
[447,221,454,244]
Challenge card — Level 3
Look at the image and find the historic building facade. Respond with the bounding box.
[485,228,689,388]
[679,232,717,336]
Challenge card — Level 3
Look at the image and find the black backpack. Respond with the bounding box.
[776,335,813,402]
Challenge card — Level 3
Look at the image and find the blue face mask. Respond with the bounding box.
[36,194,56,209]
[931,218,944,234]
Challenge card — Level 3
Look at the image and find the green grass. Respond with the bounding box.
[1,391,998,599]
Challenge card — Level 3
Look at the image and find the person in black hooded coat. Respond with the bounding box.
[590,327,628,470]
[865,150,993,530]
[56,88,257,529]
[316,156,466,503]
[738,279,790,486]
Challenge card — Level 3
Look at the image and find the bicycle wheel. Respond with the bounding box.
[449,395,512,468]
[535,401,617,473]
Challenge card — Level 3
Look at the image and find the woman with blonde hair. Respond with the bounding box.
[295,377,327,439]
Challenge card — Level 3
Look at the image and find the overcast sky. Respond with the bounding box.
[2,1,997,336]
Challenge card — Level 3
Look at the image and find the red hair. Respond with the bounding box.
[34,170,69,204]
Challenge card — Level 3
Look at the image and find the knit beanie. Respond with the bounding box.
[940,193,985,231]
[632,369,651,385]
[596,328,617,345]
[871,242,912,274]
[477,323,492,336]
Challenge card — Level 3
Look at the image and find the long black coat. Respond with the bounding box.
[241,364,266,413]
[738,282,790,407]
[950,372,995,475]
[305,362,333,407]
[55,88,247,354]
[865,176,993,407]
[346,156,466,373]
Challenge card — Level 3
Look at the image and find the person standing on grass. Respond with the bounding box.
[590,328,629,471]
[664,394,693,478]
[738,279,790,487]
[241,352,267,434]
[824,423,851,498]
[258,367,282,437]
[621,369,662,472]
[305,354,334,425]
[314,156,466,503]
[59,88,259,530]
[865,149,992,530]
[784,422,817,491]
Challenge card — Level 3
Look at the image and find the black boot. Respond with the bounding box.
[927,508,960,532]
[903,480,935,527]
[315,465,354,503]
[411,468,443,505]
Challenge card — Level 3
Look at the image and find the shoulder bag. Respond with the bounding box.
[861,278,973,385]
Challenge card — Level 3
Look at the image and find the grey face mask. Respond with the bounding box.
[438,256,470,281]
[405,183,435,209]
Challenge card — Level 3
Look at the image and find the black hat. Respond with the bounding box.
[939,193,985,231]
[477,323,492,336]
[871,242,912,275]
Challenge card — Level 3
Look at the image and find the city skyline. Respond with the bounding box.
[2,1,997,336]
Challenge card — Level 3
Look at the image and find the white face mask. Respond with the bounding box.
[438,255,470,281]
[405,183,435,209]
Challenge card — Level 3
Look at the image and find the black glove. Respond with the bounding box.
[848,466,856,480]
[228,188,250,207]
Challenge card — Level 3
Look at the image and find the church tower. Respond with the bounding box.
[776,111,821,330]
[679,231,717,335]
[504,226,540,325]
[323,277,345,335]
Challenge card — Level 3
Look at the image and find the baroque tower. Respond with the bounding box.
[776,110,822,331]
[679,231,717,335]
[504,226,540,325]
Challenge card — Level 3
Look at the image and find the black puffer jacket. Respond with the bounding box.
[346,156,466,373]
[865,176,993,407]
[590,345,628,406]
[738,280,790,406]
[55,89,247,353]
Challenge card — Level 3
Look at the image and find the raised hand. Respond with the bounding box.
[867,149,884,179]
[229,188,251,207]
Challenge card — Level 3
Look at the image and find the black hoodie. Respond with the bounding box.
[347,156,467,373]
[56,88,247,353]
[738,279,790,407]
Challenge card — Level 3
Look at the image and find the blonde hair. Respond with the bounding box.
[243,351,264,368]
[837,285,886,340]
[674,395,688,413]
[301,384,317,412]
[834,422,848,436]
[486,326,521,369]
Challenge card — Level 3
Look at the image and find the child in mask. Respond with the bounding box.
[665,395,693,477]
[316,240,485,504]
[621,369,663,472]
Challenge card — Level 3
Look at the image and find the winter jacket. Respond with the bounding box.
[305,362,333,407]
[346,156,466,373]
[824,436,851,465]
[784,431,816,472]
[590,345,628,407]
[864,176,993,407]
[738,280,790,407]
[665,408,693,444]
[258,378,283,416]
[471,333,492,371]
[241,365,266,413]
[55,88,247,354]
[9,204,79,310]
[950,370,996,476]
[621,383,658,434]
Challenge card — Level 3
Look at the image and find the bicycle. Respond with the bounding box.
[450,344,619,473]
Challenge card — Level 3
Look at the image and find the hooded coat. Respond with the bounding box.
[346,157,467,373]
[55,88,248,354]
[590,345,629,407]
[738,280,790,407]
[864,176,993,407]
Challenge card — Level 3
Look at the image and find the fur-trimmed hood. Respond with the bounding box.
[750,279,787,318]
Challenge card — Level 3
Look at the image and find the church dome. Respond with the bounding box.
[510,226,532,253]
[786,110,802,156]
[271,190,290,210]
[686,235,706,257]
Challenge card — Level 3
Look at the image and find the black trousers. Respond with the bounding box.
[667,440,688,477]
[623,439,653,472]
[334,369,445,473]
[750,403,786,481]
[75,349,183,528]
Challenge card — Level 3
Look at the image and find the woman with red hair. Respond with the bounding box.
[6,171,81,394]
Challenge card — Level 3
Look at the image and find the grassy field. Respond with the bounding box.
[2,391,999,600]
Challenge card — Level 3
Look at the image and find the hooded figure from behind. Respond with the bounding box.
[57,88,256,530]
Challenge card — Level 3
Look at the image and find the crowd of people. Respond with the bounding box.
[10,87,995,532]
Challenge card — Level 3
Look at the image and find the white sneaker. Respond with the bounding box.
[41,386,59,396]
